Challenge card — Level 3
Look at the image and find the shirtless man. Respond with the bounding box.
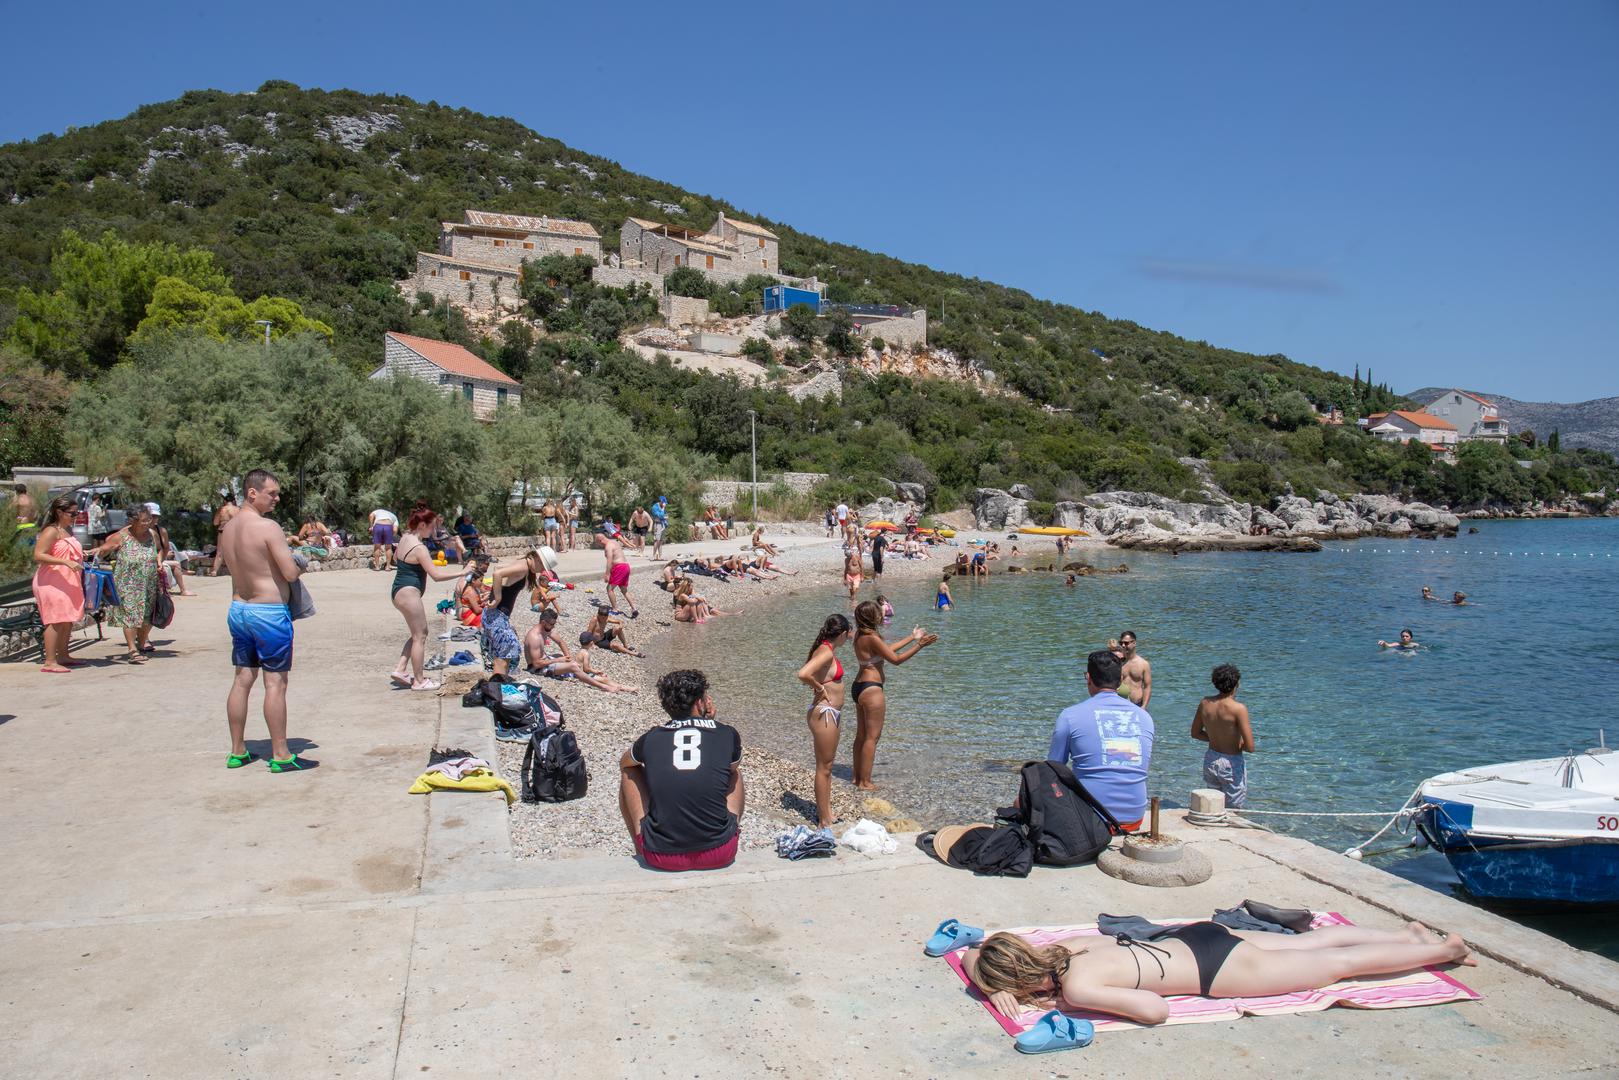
[598,528,638,618]
[13,483,37,526]
[1117,630,1152,709]
[1191,663,1254,808]
[522,610,638,693]
[212,498,236,579]
[213,469,304,773]
[628,506,653,554]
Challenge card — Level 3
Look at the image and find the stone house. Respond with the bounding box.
[619,213,778,275]
[439,209,602,269]
[1421,389,1509,443]
[619,217,738,274]
[706,212,779,273]
[405,251,521,311]
[372,332,520,420]
[1364,410,1458,453]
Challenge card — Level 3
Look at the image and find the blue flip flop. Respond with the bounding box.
[924,918,985,957]
[1014,1010,1094,1055]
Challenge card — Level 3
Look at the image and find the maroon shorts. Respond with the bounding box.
[608,561,631,588]
[635,831,739,872]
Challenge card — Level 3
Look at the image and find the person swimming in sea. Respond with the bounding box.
[936,572,953,611]
[1065,573,1077,587]
[1451,591,1468,605]
[1377,628,1420,650]
[1421,586,1439,601]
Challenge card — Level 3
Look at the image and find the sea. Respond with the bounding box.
[686,518,1619,959]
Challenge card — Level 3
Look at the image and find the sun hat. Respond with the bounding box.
[144,501,161,516]
[930,823,994,863]
[536,546,559,572]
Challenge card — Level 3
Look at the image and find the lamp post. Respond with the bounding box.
[254,320,273,346]
[748,409,758,523]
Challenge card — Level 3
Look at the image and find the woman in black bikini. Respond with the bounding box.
[389,505,469,691]
[796,614,852,827]
[965,921,1473,1025]
[849,600,937,791]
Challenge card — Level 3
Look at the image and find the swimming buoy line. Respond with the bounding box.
[1333,548,1609,557]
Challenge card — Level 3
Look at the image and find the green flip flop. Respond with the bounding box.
[226,751,258,769]
[267,756,303,773]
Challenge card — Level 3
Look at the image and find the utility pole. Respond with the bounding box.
[255,320,273,346]
[748,409,758,522]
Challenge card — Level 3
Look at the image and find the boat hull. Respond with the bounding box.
[1419,798,1619,906]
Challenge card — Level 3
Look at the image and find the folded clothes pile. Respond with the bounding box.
[775,825,838,860]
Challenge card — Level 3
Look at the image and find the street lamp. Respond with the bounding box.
[748,409,758,523]
[254,319,273,346]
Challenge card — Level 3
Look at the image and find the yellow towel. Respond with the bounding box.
[408,768,517,805]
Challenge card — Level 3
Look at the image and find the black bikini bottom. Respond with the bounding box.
[851,680,883,702]
[1162,922,1240,995]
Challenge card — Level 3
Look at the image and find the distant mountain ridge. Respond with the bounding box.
[1406,387,1619,455]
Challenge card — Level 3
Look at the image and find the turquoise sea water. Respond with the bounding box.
[683,518,1619,957]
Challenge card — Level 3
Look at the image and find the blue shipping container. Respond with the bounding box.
[763,285,822,314]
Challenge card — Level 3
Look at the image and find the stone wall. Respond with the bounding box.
[403,252,521,313]
[788,369,842,402]
[376,335,519,420]
[593,266,665,295]
[699,471,828,508]
[859,309,927,349]
[442,230,601,270]
[660,294,711,329]
[687,332,743,355]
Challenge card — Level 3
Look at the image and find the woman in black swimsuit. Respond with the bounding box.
[389,505,470,691]
[849,600,937,791]
[795,614,852,828]
[965,921,1474,1025]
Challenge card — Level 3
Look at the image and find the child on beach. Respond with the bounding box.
[1190,664,1253,808]
[936,573,953,611]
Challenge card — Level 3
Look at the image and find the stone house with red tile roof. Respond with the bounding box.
[441,209,603,269]
[371,332,520,420]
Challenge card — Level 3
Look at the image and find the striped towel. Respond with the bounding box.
[943,912,1480,1035]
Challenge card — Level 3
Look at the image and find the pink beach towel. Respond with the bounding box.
[942,912,1480,1035]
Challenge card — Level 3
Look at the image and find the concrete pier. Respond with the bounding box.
[3,567,1617,1078]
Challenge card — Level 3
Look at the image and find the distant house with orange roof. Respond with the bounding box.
[1363,410,1458,450]
[372,332,520,420]
[1421,389,1509,443]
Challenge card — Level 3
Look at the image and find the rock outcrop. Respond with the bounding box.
[880,478,927,504]
[972,488,1030,529]
[1039,472,1459,552]
[856,496,920,524]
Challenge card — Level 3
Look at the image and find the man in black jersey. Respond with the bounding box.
[619,669,746,871]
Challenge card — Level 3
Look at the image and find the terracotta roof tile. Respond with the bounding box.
[1391,410,1456,431]
[463,209,600,239]
[386,332,519,387]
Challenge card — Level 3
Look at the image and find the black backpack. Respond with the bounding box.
[466,676,561,736]
[938,825,1033,878]
[521,726,588,803]
[998,761,1122,866]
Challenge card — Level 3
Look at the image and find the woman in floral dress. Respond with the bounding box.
[91,504,162,663]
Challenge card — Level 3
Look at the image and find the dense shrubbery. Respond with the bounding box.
[1,83,1613,511]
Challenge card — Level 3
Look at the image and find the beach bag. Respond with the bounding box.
[998,761,1121,867]
[946,826,1033,878]
[151,576,175,629]
[83,562,119,614]
[521,726,588,803]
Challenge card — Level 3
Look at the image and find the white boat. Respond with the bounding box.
[1414,746,1619,906]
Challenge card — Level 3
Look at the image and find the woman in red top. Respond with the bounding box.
[796,614,852,827]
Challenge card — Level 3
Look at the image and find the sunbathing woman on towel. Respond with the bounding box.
[965,921,1473,1026]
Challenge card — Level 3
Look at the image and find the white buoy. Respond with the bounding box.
[1344,849,1364,861]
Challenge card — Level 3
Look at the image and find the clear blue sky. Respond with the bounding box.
[3,1,1616,401]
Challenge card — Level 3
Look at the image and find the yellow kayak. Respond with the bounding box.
[1019,526,1088,537]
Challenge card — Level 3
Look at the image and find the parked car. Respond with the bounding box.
[48,482,133,548]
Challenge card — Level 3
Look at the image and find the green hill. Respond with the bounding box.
[2,82,1612,513]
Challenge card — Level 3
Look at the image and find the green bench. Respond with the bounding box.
[0,578,43,662]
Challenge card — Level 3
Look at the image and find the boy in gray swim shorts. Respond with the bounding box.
[1191,663,1254,809]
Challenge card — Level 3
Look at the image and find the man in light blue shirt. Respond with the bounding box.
[650,496,669,560]
[1048,649,1155,829]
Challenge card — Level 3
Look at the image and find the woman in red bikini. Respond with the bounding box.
[796,614,852,827]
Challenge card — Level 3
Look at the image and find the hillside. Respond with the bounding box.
[1407,388,1619,456]
[2,82,1614,515]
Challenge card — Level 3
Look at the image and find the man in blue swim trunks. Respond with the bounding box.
[214,469,306,773]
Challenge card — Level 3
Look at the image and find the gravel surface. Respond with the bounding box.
[450,526,1013,858]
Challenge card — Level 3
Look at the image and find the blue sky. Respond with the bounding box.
[2,0,1615,401]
